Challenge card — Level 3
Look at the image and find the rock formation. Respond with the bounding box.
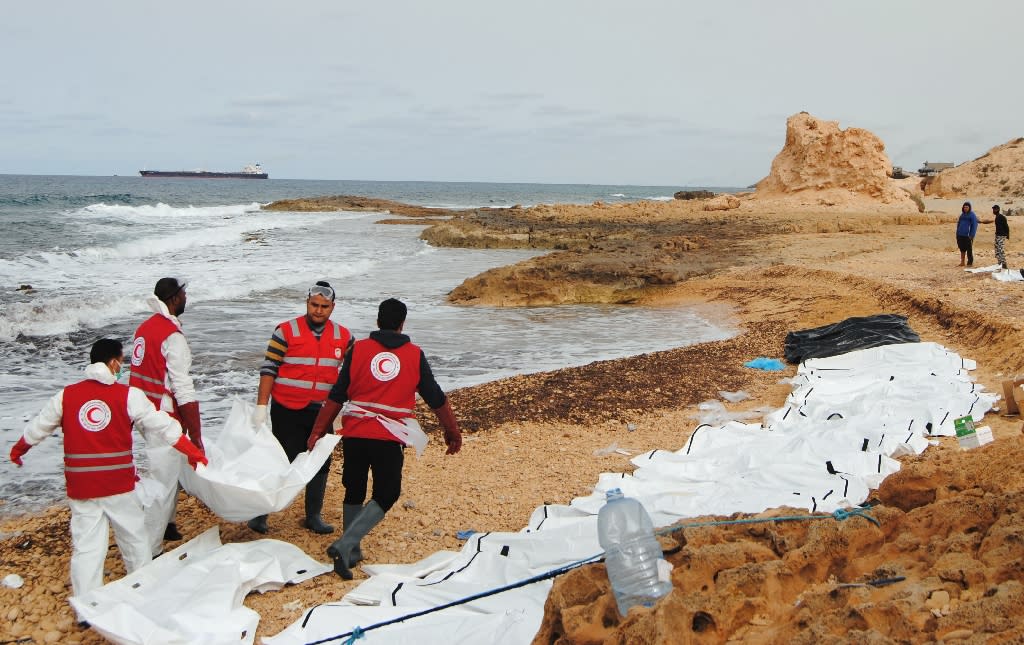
[922,137,1024,199]
[753,112,918,211]
[262,195,457,217]
[673,190,715,200]
[756,112,893,195]
[702,194,741,211]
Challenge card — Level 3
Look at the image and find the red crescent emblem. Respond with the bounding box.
[79,400,111,432]
[131,338,146,366]
[370,352,400,381]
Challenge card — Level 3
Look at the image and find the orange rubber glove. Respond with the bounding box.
[9,437,31,466]
[173,435,208,469]
[177,401,203,450]
[433,400,462,455]
[307,399,343,452]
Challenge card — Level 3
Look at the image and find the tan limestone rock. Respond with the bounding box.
[923,137,1024,199]
[702,194,741,211]
[749,112,918,213]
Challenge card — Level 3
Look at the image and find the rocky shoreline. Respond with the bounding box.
[4,112,1024,643]
[3,194,1024,643]
[261,194,461,218]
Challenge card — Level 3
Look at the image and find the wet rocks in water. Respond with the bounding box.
[673,190,716,200]
[261,195,459,218]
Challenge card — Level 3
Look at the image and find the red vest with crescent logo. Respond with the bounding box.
[271,317,351,410]
[61,380,135,500]
[129,313,180,416]
[342,339,421,442]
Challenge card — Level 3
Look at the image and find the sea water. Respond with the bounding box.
[0,175,736,517]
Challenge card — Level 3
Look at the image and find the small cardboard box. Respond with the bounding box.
[953,415,976,437]
[957,425,993,449]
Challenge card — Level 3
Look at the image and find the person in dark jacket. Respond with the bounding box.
[307,298,462,579]
[956,202,979,267]
[993,205,1010,269]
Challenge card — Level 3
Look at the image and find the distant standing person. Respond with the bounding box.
[993,204,1010,269]
[248,281,352,535]
[956,201,979,267]
[307,298,463,579]
[8,339,206,601]
[129,277,203,553]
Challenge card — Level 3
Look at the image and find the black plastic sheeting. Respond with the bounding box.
[784,313,920,364]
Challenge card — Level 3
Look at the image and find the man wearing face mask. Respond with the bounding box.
[129,277,202,553]
[9,338,206,602]
[248,281,353,535]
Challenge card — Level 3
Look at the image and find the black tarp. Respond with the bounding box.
[783,313,920,364]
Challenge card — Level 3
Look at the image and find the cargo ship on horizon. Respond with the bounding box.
[139,163,268,179]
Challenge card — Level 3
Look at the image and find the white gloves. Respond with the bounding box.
[251,404,268,428]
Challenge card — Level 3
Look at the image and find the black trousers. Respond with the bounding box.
[341,437,404,512]
[270,400,331,483]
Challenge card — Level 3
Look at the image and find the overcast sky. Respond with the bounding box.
[1,1,1019,186]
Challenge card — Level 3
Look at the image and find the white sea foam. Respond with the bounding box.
[0,190,737,518]
[0,295,153,340]
[0,207,388,340]
[21,222,271,265]
[79,202,263,219]
[0,252,380,342]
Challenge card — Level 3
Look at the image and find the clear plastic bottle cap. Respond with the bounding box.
[605,488,623,500]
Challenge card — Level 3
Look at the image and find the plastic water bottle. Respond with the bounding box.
[597,488,672,616]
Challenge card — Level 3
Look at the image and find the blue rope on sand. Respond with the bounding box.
[304,506,879,645]
[303,551,605,645]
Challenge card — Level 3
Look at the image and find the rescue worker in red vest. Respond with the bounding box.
[129,277,202,552]
[248,281,353,535]
[8,338,207,600]
[307,298,462,579]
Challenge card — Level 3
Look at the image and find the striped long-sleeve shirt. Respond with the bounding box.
[259,319,354,378]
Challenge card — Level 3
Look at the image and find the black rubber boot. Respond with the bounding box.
[302,464,334,534]
[163,523,182,541]
[327,501,385,579]
[343,504,365,564]
[247,515,269,534]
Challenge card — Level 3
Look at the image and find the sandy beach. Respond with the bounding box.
[3,117,1024,643]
